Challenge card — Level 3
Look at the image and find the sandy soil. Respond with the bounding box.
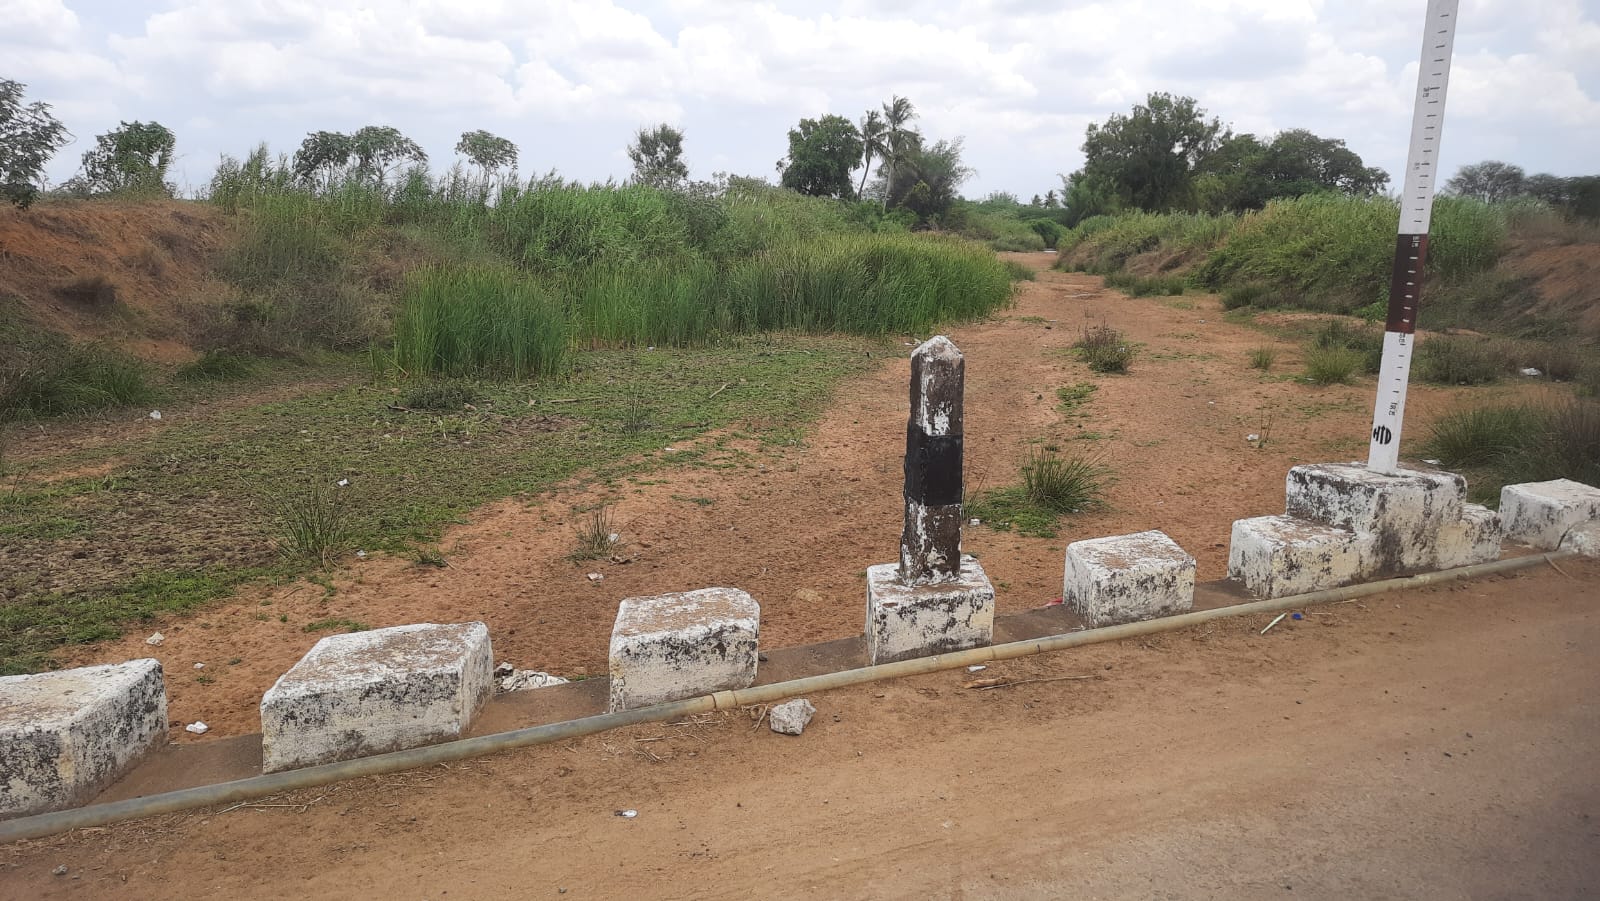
[56,254,1558,738]
[7,559,1597,899]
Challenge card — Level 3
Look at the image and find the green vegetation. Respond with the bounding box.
[570,505,620,561]
[1103,270,1186,297]
[395,265,569,378]
[1426,398,1600,502]
[267,479,353,568]
[1302,345,1363,385]
[1,78,71,208]
[176,349,258,382]
[1074,325,1134,373]
[303,618,370,634]
[1,340,155,418]
[1248,346,1277,370]
[970,448,1110,538]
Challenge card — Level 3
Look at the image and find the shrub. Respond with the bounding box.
[402,379,478,411]
[1425,398,1600,499]
[1310,320,1383,373]
[1074,324,1134,373]
[1303,345,1363,384]
[570,505,619,560]
[1104,271,1186,297]
[1003,259,1036,281]
[1249,346,1277,370]
[1221,282,1271,310]
[1424,404,1539,467]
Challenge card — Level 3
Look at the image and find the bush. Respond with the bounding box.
[1075,324,1134,373]
[1425,398,1600,500]
[266,479,351,568]
[1104,271,1185,297]
[1310,320,1383,373]
[1303,344,1363,384]
[1424,404,1538,467]
[1022,447,1110,514]
[1221,282,1271,310]
[1249,346,1277,370]
[176,349,257,382]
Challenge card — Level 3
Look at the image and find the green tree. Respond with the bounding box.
[292,130,355,185]
[779,114,864,198]
[857,109,886,199]
[455,129,518,174]
[350,125,427,183]
[878,138,972,223]
[1445,160,1527,203]
[0,79,70,208]
[1194,129,1387,212]
[1074,92,1226,212]
[1060,170,1122,224]
[628,124,689,188]
[79,120,175,196]
[879,95,920,209]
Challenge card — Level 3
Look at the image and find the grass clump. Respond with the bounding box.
[969,448,1110,538]
[394,265,569,378]
[1414,335,1506,385]
[1221,282,1271,310]
[177,349,258,382]
[267,480,352,568]
[402,379,479,411]
[1104,271,1186,297]
[1425,398,1600,501]
[570,505,620,561]
[303,618,370,633]
[1003,259,1037,281]
[1249,346,1278,370]
[1303,345,1363,385]
[0,343,155,418]
[1074,325,1134,373]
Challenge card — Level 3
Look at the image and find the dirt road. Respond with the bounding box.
[7,559,1597,899]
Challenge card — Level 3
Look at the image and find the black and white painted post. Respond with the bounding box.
[865,335,995,665]
[899,335,965,584]
[1367,0,1459,475]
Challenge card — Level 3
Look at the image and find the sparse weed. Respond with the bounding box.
[1074,325,1134,373]
[1249,346,1277,370]
[403,379,479,411]
[1303,345,1363,385]
[302,618,370,634]
[570,505,620,561]
[1022,447,1110,514]
[267,479,352,568]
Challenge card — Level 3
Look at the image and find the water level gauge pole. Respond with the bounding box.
[1368,0,1460,474]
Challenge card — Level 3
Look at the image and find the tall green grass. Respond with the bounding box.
[1425,398,1600,501]
[0,343,155,417]
[394,266,569,378]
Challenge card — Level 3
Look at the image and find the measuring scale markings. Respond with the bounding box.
[1367,0,1459,474]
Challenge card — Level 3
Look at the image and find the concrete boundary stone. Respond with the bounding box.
[1228,515,1374,600]
[608,588,760,712]
[1501,479,1600,550]
[260,622,493,774]
[1286,463,1466,573]
[1064,530,1196,627]
[866,556,995,664]
[1,659,166,819]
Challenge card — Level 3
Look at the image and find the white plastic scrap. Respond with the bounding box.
[193,662,204,669]
[148,410,162,420]
[615,809,638,818]
[967,665,987,673]
[607,532,620,544]
[1520,367,1542,377]
[499,670,570,692]
[587,572,604,582]
[355,550,368,559]
[144,632,164,646]
[336,478,351,488]
[185,722,209,735]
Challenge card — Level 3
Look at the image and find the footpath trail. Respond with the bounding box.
[6,560,1598,898]
[58,253,1541,740]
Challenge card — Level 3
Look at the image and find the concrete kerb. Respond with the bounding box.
[0,550,1578,845]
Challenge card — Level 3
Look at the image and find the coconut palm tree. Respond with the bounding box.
[880,95,919,209]
[856,109,887,200]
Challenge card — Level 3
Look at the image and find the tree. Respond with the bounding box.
[0,79,70,208]
[350,125,427,183]
[1194,129,1387,212]
[879,95,921,209]
[1060,170,1122,224]
[857,109,886,199]
[1445,161,1526,203]
[1075,92,1226,212]
[628,124,689,188]
[293,130,355,185]
[878,137,972,223]
[79,121,175,196]
[455,129,518,174]
[778,114,863,198]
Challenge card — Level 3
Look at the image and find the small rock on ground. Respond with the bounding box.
[769,699,817,735]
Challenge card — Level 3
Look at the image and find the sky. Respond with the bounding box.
[6,0,1599,199]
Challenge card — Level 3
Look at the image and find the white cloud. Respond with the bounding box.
[8,0,1598,195]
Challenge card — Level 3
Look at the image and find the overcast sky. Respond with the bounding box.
[7,0,1599,199]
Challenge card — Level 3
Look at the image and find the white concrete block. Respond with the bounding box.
[866,556,995,665]
[1434,503,1503,569]
[1560,520,1600,558]
[1286,463,1465,572]
[608,588,760,713]
[260,622,493,774]
[1228,515,1375,599]
[1064,530,1196,627]
[1,660,166,819]
[1500,479,1600,550]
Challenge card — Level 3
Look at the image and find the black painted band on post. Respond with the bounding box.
[904,425,963,506]
[1385,233,1428,334]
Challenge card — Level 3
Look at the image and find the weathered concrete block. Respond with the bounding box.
[1500,479,1600,550]
[1434,503,1503,569]
[608,588,760,712]
[1560,520,1600,558]
[1,660,166,819]
[1228,515,1375,599]
[866,556,995,664]
[1286,463,1465,572]
[260,622,493,774]
[1063,529,1196,627]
